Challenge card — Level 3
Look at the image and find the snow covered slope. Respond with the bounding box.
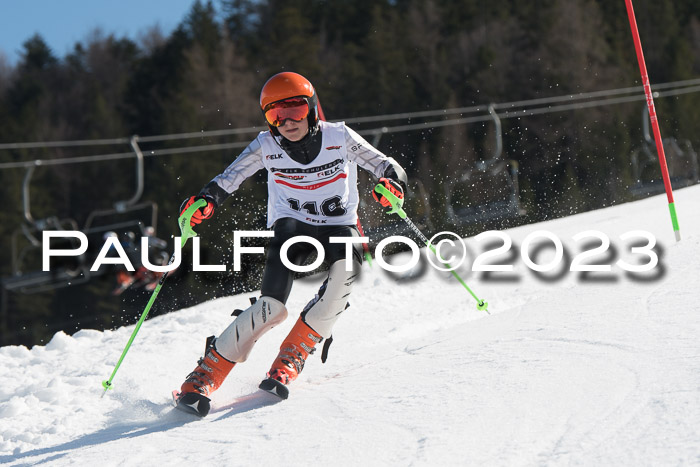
[2,186,699,466]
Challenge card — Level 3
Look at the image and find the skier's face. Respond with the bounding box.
[278,117,309,142]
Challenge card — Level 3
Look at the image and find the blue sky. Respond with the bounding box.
[0,0,201,65]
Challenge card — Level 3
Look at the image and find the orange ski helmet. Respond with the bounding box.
[260,72,319,136]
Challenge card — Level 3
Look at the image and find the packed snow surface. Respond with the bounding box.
[1,186,699,466]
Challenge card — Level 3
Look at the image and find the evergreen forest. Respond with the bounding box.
[2,0,700,346]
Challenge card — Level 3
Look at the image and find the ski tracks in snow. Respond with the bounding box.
[3,186,700,465]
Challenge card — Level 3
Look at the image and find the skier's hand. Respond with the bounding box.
[180,195,215,227]
[372,177,404,208]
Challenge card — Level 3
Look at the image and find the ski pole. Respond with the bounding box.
[374,184,489,313]
[624,0,681,242]
[101,198,207,396]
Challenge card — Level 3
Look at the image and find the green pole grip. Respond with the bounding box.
[374,183,407,218]
[178,198,207,247]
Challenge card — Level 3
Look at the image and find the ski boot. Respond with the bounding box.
[174,336,235,417]
[259,317,322,399]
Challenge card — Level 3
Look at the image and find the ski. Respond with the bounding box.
[172,390,211,417]
[258,377,289,400]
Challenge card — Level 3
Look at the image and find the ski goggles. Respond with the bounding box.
[263,98,310,127]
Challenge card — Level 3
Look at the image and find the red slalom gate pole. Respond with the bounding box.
[624,0,681,242]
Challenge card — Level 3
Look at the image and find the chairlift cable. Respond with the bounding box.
[1,79,699,170]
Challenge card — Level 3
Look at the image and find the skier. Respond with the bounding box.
[175,71,407,415]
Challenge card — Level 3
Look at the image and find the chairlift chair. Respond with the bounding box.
[629,106,700,197]
[444,105,525,226]
[3,136,159,294]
